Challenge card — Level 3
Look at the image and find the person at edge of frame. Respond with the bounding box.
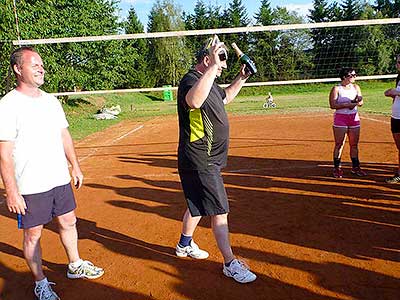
[174,35,257,284]
[384,54,400,183]
[0,46,104,300]
[329,67,367,179]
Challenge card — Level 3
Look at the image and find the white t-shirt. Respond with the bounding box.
[0,89,71,195]
[335,84,358,115]
[391,81,400,119]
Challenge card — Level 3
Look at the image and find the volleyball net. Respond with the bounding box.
[10,18,400,97]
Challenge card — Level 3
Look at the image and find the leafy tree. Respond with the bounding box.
[219,0,251,81]
[184,0,222,65]
[309,0,335,77]
[355,4,392,75]
[341,0,363,20]
[0,0,17,95]
[374,0,394,17]
[147,0,191,87]
[120,7,150,88]
[271,7,313,80]
[250,0,277,81]
[1,0,123,97]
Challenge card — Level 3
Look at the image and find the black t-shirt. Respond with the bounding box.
[177,69,229,170]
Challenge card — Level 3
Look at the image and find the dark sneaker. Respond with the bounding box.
[385,173,400,183]
[351,167,367,177]
[333,167,343,178]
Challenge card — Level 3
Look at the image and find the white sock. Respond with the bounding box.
[69,258,83,269]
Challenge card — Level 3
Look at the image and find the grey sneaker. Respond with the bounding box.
[385,173,400,183]
[67,260,104,279]
[34,281,60,300]
[175,240,209,259]
[223,259,257,283]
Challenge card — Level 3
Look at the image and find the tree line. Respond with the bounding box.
[0,0,399,97]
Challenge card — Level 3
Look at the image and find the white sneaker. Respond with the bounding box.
[175,240,209,259]
[67,260,104,279]
[34,280,60,300]
[223,259,257,283]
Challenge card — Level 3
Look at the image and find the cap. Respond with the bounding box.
[195,35,228,62]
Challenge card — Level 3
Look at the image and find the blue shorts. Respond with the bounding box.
[179,165,229,217]
[19,183,76,229]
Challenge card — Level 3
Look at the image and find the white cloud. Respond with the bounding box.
[284,3,313,17]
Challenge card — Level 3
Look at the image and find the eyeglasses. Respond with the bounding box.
[345,73,357,78]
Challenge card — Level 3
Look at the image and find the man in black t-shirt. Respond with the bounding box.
[175,35,257,283]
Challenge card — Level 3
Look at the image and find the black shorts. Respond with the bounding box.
[179,166,229,217]
[391,117,400,133]
[19,183,76,229]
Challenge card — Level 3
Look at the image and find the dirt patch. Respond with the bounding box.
[0,113,399,300]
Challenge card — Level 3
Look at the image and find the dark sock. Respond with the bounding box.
[351,157,360,168]
[178,234,192,247]
[334,158,341,168]
[224,259,234,267]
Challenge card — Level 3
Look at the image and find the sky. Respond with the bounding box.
[118,0,315,29]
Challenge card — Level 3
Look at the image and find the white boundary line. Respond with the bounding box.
[114,124,144,142]
[362,116,390,124]
[78,124,144,163]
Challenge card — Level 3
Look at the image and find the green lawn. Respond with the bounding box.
[64,80,395,140]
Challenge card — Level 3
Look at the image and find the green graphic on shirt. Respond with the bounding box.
[202,112,213,155]
[189,109,213,155]
[189,109,205,142]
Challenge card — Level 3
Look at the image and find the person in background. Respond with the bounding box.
[0,47,104,300]
[175,36,257,283]
[384,54,400,183]
[329,67,367,178]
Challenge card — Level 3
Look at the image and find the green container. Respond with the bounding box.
[163,85,173,101]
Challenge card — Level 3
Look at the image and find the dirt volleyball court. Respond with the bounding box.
[0,112,399,300]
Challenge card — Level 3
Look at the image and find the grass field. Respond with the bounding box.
[64,80,395,140]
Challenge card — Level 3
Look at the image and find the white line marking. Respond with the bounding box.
[362,116,390,124]
[114,125,144,142]
[79,124,144,163]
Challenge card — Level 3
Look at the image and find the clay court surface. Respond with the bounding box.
[0,112,399,300]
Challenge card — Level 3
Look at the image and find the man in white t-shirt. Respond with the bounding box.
[0,47,104,300]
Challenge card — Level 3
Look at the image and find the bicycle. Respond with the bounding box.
[263,92,276,109]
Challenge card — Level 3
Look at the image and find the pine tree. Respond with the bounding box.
[251,0,277,80]
[120,7,150,88]
[219,0,251,81]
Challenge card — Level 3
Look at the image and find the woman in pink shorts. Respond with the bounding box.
[329,67,367,178]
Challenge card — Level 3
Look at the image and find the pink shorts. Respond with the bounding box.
[333,113,360,128]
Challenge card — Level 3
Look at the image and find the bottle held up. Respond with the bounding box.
[231,42,257,76]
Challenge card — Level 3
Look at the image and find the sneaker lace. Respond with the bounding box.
[36,281,58,300]
[75,260,101,275]
[235,259,250,271]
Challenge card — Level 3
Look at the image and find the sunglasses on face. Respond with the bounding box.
[218,49,228,62]
[345,73,357,78]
